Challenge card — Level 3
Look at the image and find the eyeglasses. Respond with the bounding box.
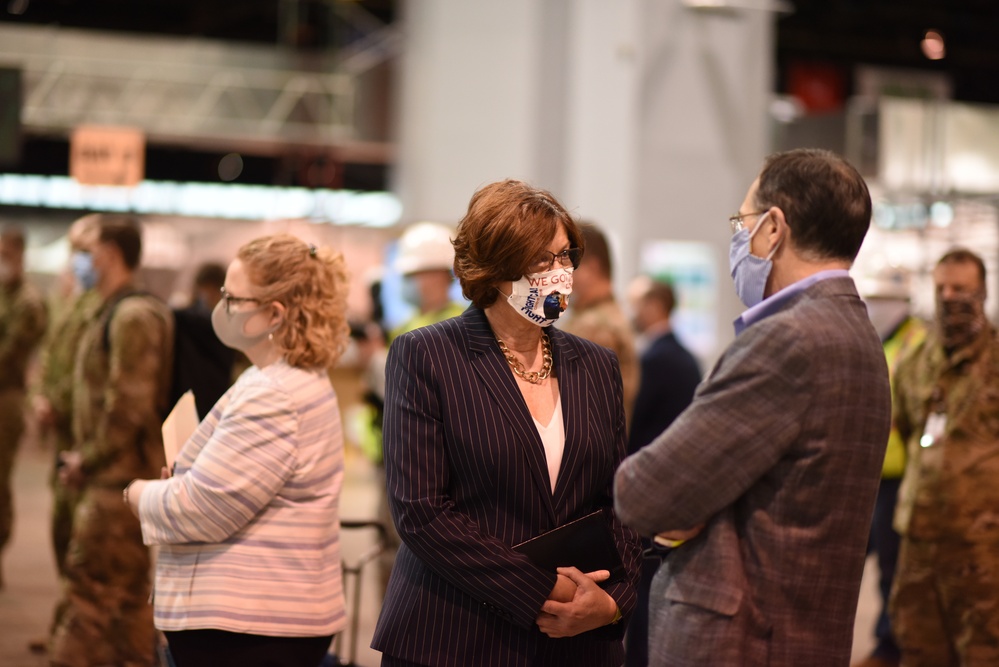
[220,286,260,315]
[532,247,583,272]
[728,210,767,235]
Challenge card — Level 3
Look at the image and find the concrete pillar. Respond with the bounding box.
[392,0,548,222]
[631,0,774,352]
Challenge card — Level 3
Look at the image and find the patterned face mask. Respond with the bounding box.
[937,293,986,352]
[503,266,573,327]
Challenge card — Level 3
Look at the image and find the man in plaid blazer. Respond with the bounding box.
[615,149,891,666]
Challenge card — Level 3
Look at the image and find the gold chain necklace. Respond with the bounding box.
[496,331,553,384]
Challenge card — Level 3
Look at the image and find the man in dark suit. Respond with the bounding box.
[627,277,701,459]
[615,148,891,666]
[624,276,701,667]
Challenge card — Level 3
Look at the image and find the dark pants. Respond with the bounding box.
[165,629,333,667]
[625,546,661,667]
[867,477,902,661]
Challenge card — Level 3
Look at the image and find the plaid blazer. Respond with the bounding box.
[372,306,643,667]
[615,277,891,666]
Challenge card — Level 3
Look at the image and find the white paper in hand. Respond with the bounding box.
[161,390,200,471]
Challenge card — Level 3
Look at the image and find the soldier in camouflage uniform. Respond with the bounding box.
[0,226,48,588]
[29,216,102,654]
[889,248,999,667]
[49,214,174,667]
[557,223,639,421]
[34,215,102,578]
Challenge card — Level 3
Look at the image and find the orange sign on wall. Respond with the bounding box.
[70,125,145,186]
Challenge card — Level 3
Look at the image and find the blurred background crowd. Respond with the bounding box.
[3,1,999,666]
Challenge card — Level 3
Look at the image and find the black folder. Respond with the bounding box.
[513,510,626,584]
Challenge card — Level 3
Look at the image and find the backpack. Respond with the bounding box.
[103,293,235,420]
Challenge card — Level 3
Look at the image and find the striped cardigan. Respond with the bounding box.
[138,360,346,638]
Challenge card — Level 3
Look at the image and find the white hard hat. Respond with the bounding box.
[394,221,455,276]
[859,266,912,300]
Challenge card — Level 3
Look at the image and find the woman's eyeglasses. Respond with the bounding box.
[220,286,261,315]
[533,247,583,272]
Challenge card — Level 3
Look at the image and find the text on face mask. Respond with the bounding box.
[528,272,571,288]
[522,288,542,318]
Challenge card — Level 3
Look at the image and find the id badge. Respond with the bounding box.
[920,412,947,448]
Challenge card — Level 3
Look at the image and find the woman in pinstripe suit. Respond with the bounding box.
[372,180,643,667]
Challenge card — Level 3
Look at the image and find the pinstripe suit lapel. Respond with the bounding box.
[462,308,558,524]
[549,328,583,511]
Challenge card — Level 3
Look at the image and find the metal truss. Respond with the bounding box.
[0,9,399,158]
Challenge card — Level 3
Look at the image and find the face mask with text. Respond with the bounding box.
[506,266,573,327]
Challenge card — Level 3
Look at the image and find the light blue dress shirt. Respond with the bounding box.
[734,269,852,336]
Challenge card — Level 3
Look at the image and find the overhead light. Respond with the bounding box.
[921,29,945,60]
[0,174,403,227]
[682,0,795,14]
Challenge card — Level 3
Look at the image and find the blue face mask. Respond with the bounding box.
[729,212,780,308]
[71,251,98,291]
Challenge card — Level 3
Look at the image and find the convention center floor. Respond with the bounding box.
[0,436,879,666]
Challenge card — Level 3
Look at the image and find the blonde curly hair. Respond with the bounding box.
[237,233,350,370]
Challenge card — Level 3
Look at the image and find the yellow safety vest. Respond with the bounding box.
[882,316,927,478]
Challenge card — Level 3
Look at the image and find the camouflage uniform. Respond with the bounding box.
[0,277,47,580]
[889,325,999,667]
[50,287,173,667]
[558,298,639,421]
[37,288,101,576]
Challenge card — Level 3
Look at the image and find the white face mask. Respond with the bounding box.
[503,266,573,327]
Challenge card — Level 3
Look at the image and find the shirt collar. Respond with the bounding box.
[734,269,850,336]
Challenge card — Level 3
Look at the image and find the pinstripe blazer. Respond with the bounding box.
[371,306,643,667]
[138,360,346,638]
[615,277,891,666]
